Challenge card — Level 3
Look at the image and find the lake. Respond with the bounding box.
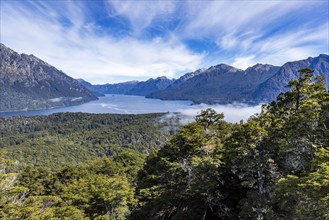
[0,94,261,123]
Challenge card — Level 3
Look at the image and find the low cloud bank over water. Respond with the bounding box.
[167,103,262,124]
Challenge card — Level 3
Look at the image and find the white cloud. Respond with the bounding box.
[182,1,295,39]
[107,0,176,35]
[217,33,238,49]
[222,21,328,67]
[232,55,257,70]
[180,1,328,67]
[1,1,203,84]
[1,0,327,84]
[171,103,262,124]
[253,23,329,65]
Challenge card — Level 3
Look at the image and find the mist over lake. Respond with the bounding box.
[169,103,262,124]
[0,95,261,123]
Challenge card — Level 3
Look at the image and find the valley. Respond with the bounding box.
[0,0,328,218]
[1,69,329,219]
[2,43,328,113]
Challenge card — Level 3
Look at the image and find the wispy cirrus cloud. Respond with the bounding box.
[226,21,329,69]
[107,1,177,36]
[178,1,328,68]
[1,0,328,82]
[1,1,203,83]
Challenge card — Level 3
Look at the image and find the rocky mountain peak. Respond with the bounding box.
[0,43,15,55]
[211,63,238,71]
[153,76,172,81]
[245,63,278,73]
[0,43,97,111]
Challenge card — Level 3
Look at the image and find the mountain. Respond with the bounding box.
[148,55,328,104]
[166,68,207,88]
[93,81,139,94]
[125,76,174,96]
[77,79,105,97]
[148,64,280,104]
[149,68,207,99]
[81,76,174,97]
[0,44,97,112]
[252,54,329,103]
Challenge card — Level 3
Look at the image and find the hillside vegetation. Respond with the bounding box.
[0,113,176,169]
[1,68,328,219]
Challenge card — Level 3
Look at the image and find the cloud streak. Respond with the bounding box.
[1,0,328,82]
[1,1,203,83]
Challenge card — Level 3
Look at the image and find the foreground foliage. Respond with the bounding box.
[133,68,329,219]
[0,151,145,219]
[0,68,328,219]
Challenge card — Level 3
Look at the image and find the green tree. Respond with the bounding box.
[63,174,136,219]
[134,110,230,219]
[216,68,328,219]
[274,147,329,219]
[0,151,28,218]
[4,195,87,219]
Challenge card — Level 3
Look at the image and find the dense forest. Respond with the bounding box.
[0,113,178,169]
[0,68,328,219]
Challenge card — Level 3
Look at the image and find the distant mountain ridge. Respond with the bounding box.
[82,54,328,105]
[148,55,328,104]
[76,79,105,97]
[93,81,140,95]
[82,77,174,97]
[148,64,280,104]
[125,76,175,96]
[0,44,97,112]
[251,54,329,103]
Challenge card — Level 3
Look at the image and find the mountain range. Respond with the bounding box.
[81,80,139,95]
[125,76,174,96]
[148,64,280,104]
[0,44,97,112]
[79,77,175,97]
[1,43,328,112]
[149,55,329,104]
[251,54,329,103]
[83,54,329,104]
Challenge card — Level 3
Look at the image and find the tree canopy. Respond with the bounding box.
[1,68,328,219]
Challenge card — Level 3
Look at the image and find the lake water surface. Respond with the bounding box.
[0,95,261,123]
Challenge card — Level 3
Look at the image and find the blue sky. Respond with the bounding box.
[1,0,328,83]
